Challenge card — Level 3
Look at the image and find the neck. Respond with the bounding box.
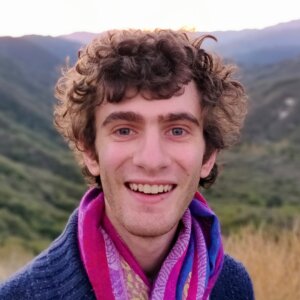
[120,225,179,278]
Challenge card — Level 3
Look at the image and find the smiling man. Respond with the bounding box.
[0,29,254,299]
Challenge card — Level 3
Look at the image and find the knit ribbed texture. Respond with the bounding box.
[0,210,254,300]
[210,255,255,300]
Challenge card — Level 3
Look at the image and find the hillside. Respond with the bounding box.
[0,23,300,250]
[0,36,85,251]
[205,55,300,232]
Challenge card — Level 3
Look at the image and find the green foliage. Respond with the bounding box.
[204,140,300,234]
[0,38,86,246]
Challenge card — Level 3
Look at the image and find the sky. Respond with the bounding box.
[0,0,299,37]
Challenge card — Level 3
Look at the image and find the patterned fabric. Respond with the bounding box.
[120,257,149,299]
[78,188,224,300]
[101,228,150,299]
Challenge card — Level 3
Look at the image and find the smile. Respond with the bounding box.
[127,183,175,194]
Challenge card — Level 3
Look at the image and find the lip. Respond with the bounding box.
[125,180,177,185]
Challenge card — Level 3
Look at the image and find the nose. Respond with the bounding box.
[132,129,171,172]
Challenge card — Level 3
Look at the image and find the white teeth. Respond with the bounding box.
[144,184,151,193]
[138,184,143,192]
[152,185,158,194]
[128,183,173,194]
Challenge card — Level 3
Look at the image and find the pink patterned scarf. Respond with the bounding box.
[78,188,224,299]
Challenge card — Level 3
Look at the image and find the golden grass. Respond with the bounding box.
[225,225,300,300]
[0,238,33,281]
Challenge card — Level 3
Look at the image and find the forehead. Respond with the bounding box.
[95,81,202,123]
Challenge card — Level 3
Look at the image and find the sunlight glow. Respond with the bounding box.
[1,0,299,37]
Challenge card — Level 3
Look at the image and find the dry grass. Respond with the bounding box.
[0,238,33,281]
[225,225,300,300]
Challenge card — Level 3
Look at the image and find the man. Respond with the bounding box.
[0,29,254,299]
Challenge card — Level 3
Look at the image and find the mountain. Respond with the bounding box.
[211,19,300,66]
[0,23,299,250]
[242,55,300,143]
[59,19,300,67]
[205,54,300,232]
[59,31,98,45]
[0,35,85,251]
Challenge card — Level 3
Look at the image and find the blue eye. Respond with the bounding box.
[116,128,132,135]
[171,128,185,136]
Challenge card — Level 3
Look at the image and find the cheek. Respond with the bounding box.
[173,146,204,175]
[98,143,132,175]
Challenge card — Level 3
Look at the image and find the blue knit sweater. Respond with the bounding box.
[0,210,254,299]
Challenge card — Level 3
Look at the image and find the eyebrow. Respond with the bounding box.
[159,113,200,127]
[102,111,144,127]
[101,111,200,127]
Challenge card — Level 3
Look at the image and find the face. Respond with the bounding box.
[84,81,216,239]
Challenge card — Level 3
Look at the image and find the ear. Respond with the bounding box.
[200,151,217,178]
[82,150,100,176]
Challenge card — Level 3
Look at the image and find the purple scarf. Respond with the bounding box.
[78,188,224,299]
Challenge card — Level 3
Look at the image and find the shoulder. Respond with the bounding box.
[0,264,33,299]
[0,210,95,299]
[210,254,255,300]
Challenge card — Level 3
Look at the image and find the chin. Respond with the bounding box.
[124,217,178,238]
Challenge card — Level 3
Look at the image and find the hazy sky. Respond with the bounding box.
[1,0,299,37]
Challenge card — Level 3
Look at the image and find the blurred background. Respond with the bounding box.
[0,0,299,299]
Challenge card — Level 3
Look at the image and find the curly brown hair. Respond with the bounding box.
[54,29,247,189]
